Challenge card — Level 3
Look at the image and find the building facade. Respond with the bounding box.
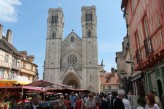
[0,25,21,80]
[19,51,38,82]
[0,24,38,83]
[116,36,132,94]
[121,0,164,98]
[100,71,120,92]
[44,6,99,92]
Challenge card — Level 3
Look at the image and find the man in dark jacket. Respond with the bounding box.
[110,91,118,109]
[101,94,108,109]
[113,90,125,109]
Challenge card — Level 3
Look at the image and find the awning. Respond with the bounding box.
[26,80,71,89]
[12,76,31,84]
[46,88,90,93]
[0,86,43,91]
[0,80,17,86]
[0,80,30,87]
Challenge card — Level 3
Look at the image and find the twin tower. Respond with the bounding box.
[44,6,99,92]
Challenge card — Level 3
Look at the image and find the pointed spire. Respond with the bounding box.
[72,29,74,32]
[101,59,105,66]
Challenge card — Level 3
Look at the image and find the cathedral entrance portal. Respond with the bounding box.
[63,72,80,89]
[67,80,78,89]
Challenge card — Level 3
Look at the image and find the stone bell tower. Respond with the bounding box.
[81,6,99,92]
[44,8,64,82]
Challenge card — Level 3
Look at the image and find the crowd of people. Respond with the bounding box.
[6,89,161,109]
[55,90,161,109]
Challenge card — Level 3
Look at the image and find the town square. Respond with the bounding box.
[0,0,164,109]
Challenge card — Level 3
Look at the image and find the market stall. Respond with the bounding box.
[0,86,43,109]
[0,80,78,108]
[25,80,71,89]
[0,76,31,87]
[46,88,91,95]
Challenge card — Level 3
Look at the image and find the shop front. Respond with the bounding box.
[131,72,145,97]
[146,65,164,100]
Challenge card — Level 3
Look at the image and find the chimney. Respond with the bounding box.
[6,29,12,44]
[0,24,3,39]
[27,55,34,63]
[19,51,27,59]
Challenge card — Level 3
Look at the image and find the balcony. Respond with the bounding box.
[20,68,36,76]
[136,49,142,63]
[144,37,153,56]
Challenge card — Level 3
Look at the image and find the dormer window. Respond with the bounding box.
[87,30,91,37]
[52,15,58,23]
[86,13,92,21]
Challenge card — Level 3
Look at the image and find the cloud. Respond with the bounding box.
[0,0,21,22]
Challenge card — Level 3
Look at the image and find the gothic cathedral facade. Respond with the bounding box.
[44,6,99,92]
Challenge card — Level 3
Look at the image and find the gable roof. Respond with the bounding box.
[100,72,119,85]
[63,31,82,41]
[0,41,10,53]
[0,36,21,56]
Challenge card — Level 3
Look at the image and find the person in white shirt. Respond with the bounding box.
[118,90,131,109]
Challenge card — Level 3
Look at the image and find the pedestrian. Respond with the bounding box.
[94,93,101,109]
[75,96,83,109]
[64,95,71,109]
[162,95,164,109]
[119,90,131,109]
[83,94,88,104]
[69,91,76,109]
[84,93,96,109]
[150,90,161,107]
[136,97,146,109]
[101,94,108,109]
[23,94,42,109]
[128,91,135,109]
[110,91,118,109]
[145,93,160,109]
[113,90,125,109]
[106,93,111,109]
[58,95,66,109]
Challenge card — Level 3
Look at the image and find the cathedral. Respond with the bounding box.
[43,6,99,92]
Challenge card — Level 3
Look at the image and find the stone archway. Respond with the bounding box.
[63,72,80,89]
[67,80,79,89]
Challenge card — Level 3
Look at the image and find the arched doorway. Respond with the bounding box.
[63,72,80,89]
[67,80,78,89]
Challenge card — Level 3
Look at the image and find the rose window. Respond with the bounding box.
[67,54,78,66]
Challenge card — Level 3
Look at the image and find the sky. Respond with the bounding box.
[0,0,126,79]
